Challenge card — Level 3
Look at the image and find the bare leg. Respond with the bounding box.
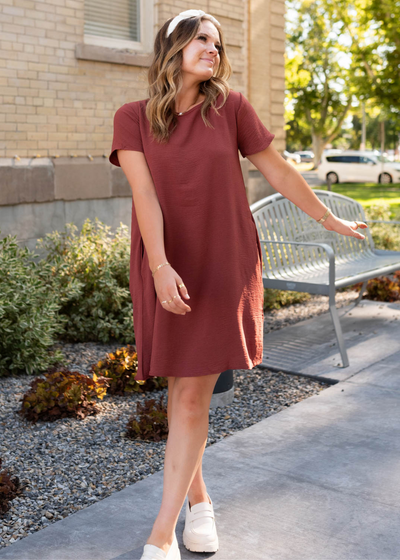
[145,373,220,554]
[167,377,210,508]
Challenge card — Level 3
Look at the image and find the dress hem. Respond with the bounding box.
[143,355,263,380]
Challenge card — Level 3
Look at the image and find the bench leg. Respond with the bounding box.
[329,294,349,368]
[354,280,368,306]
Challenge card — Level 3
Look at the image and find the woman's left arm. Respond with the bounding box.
[247,144,368,240]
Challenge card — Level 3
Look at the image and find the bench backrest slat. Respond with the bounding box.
[251,190,375,279]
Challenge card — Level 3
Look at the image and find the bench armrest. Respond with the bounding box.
[260,240,336,294]
[365,220,400,225]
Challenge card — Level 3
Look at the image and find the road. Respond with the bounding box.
[299,168,323,187]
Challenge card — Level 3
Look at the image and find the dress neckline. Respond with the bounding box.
[143,96,211,117]
[175,98,205,117]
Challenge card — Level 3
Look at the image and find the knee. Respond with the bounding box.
[173,384,209,419]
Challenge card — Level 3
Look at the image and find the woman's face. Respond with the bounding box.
[180,19,221,82]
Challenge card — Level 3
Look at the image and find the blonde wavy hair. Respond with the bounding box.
[146,14,232,143]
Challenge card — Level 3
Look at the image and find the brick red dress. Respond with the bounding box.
[109,89,275,381]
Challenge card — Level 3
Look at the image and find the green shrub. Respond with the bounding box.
[365,204,400,251]
[0,235,64,377]
[263,288,310,310]
[18,368,109,423]
[347,205,400,300]
[0,458,21,516]
[125,395,169,442]
[37,219,135,343]
[90,345,168,395]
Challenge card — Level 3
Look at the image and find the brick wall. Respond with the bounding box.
[0,0,148,158]
[0,0,254,158]
[0,0,286,243]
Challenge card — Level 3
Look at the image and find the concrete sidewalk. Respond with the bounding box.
[262,300,400,382]
[1,302,400,560]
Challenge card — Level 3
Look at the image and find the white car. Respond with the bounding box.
[317,151,400,184]
[295,150,314,163]
[283,150,301,164]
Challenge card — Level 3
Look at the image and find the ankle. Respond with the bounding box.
[187,488,209,507]
[146,528,175,552]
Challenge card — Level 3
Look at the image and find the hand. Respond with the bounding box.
[153,265,192,315]
[323,213,368,240]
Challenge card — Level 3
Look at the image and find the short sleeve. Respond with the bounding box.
[109,103,144,167]
[237,92,275,158]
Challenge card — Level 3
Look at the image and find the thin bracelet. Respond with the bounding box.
[316,208,331,224]
[151,261,170,277]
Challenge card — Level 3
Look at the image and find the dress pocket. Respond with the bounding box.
[139,235,147,278]
[250,217,263,276]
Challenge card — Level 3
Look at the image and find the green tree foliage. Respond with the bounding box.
[331,0,400,145]
[285,0,400,159]
[285,0,358,166]
[349,112,400,150]
[369,0,400,112]
[337,0,400,114]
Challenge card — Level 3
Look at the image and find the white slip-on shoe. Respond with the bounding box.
[182,493,219,553]
[140,531,180,560]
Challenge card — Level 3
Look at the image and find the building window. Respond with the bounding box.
[83,0,153,53]
[85,0,140,43]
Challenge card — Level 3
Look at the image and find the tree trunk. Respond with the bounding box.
[311,134,326,170]
[360,102,366,150]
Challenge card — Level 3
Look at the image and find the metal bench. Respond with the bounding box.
[250,189,400,367]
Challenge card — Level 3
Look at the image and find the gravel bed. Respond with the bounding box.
[0,292,354,549]
[264,289,359,335]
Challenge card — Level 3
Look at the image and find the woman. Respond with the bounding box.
[109,9,367,560]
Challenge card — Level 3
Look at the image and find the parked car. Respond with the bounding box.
[283,150,301,164]
[294,150,314,163]
[386,150,397,162]
[317,150,400,184]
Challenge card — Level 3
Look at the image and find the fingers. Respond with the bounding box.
[177,280,190,301]
[352,221,368,229]
[160,293,187,315]
[160,278,191,315]
[161,293,191,315]
[169,276,191,314]
[347,220,367,240]
[349,225,366,239]
[154,268,191,315]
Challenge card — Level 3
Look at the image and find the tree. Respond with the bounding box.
[337,0,400,114]
[285,0,359,167]
[349,109,400,150]
[285,0,400,164]
[284,101,312,152]
[370,0,400,112]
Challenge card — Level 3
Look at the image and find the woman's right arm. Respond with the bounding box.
[117,149,191,316]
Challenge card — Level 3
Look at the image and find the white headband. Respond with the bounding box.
[166,9,220,38]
